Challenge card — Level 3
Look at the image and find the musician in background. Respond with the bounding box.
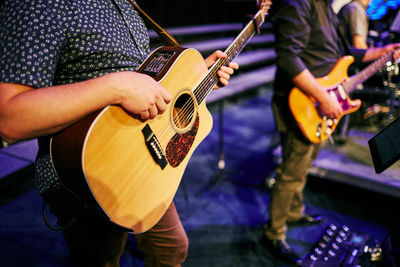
[0,1,238,266]
[338,0,371,49]
[336,0,371,139]
[263,0,400,265]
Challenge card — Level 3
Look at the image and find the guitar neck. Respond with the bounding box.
[193,8,267,104]
[344,50,394,93]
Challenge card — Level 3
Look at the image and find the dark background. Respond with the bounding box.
[137,0,258,27]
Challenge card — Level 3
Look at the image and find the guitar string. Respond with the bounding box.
[171,17,257,129]
[301,49,395,142]
[150,12,260,156]
[140,8,266,165]
[166,5,269,133]
[151,47,235,148]
[173,4,270,122]
[155,24,254,147]
[176,23,256,122]
[124,7,268,175]
[78,4,268,223]
[343,50,394,92]
[171,33,390,148]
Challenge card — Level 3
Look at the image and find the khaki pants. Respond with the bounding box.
[265,100,320,240]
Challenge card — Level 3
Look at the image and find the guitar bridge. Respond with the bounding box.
[142,124,168,169]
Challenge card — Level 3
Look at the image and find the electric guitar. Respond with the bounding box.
[289,51,395,143]
[50,0,272,233]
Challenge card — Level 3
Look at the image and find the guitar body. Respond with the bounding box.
[289,56,362,143]
[50,46,213,233]
[50,0,273,233]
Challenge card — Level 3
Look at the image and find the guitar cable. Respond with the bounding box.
[41,184,82,231]
[42,200,77,231]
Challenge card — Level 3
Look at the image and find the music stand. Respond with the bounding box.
[195,100,240,196]
[368,116,400,174]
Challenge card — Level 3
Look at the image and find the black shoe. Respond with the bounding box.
[261,236,303,265]
[287,214,324,226]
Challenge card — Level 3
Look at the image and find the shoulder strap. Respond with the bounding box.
[127,0,181,47]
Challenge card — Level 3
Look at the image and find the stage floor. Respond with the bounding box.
[271,121,400,199]
[311,128,400,198]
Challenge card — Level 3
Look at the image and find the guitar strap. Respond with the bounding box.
[127,0,181,47]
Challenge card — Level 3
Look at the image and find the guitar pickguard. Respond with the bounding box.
[166,115,199,167]
[327,86,358,111]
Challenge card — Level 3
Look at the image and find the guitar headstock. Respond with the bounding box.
[257,0,272,16]
[253,0,272,30]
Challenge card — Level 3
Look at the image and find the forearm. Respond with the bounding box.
[352,35,368,49]
[292,69,329,103]
[293,69,343,119]
[362,43,400,63]
[362,47,387,62]
[0,74,121,142]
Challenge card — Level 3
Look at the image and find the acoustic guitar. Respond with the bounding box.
[289,50,395,143]
[50,0,272,233]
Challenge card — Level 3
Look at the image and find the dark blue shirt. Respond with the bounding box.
[271,0,365,98]
[0,0,150,194]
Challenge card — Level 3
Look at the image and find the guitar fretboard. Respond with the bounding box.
[344,50,394,92]
[193,4,269,105]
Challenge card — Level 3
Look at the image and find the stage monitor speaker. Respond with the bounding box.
[368,117,400,174]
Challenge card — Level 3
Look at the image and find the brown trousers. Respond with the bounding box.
[265,100,320,240]
[44,188,188,267]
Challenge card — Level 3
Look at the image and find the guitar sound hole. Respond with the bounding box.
[173,93,195,131]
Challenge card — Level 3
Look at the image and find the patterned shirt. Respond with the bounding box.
[0,0,150,194]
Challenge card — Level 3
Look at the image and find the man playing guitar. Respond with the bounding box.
[263,0,400,265]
